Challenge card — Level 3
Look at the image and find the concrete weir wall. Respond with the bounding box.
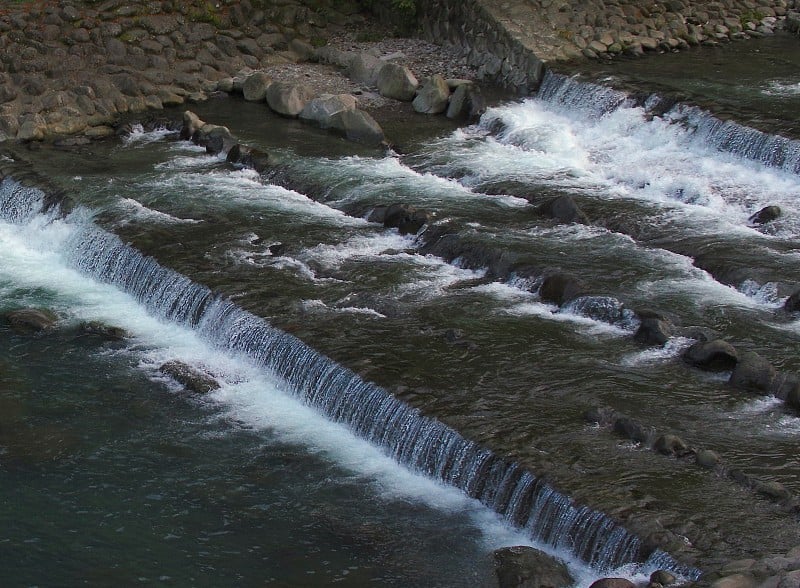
[418,0,545,95]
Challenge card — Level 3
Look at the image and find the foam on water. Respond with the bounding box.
[621,337,695,367]
[763,80,800,97]
[0,211,568,571]
[142,167,366,225]
[471,282,631,336]
[117,197,203,225]
[429,85,800,241]
[0,202,687,586]
[300,298,387,319]
[311,155,529,208]
[122,124,180,147]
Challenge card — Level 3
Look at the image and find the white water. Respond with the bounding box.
[428,93,800,241]
[0,210,620,582]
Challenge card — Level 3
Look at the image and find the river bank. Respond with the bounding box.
[1,1,799,144]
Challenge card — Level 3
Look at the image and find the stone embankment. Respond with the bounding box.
[0,0,489,145]
[421,0,800,92]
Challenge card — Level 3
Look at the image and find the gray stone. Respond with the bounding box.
[683,339,739,371]
[4,308,57,333]
[653,434,689,456]
[347,52,384,86]
[711,574,757,588]
[729,351,777,393]
[412,74,451,114]
[377,63,418,101]
[446,83,486,121]
[226,144,271,173]
[17,115,47,141]
[266,82,315,118]
[242,72,272,102]
[299,93,358,127]
[589,579,636,588]
[329,109,386,146]
[160,360,219,395]
[494,545,574,588]
[696,449,721,469]
[539,273,585,306]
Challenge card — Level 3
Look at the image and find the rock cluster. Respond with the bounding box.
[0,0,370,141]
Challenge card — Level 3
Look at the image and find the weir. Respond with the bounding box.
[535,70,800,174]
[0,175,701,579]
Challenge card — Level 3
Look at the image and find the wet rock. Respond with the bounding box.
[786,384,800,411]
[193,124,236,155]
[710,574,757,588]
[377,63,418,101]
[381,203,430,235]
[749,205,781,225]
[446,82,486,121]
[536,195,589,224]
[695,449,721,469]
[328,109,385,147]
[180,110,206,140]
[653,434,690,457]
[242,71,272,102]
[584,405,617,425]
[412,74,451,114]
[493,545,574,588]
[729,351,777,393]
[683,339,739,371]
[755,480,791,502]
[633,315,672,346]
[226,144,271,173]
[299,93,358,127]
[160,360,220,395]
[589,579,636,588]
[650,570,677,586]
[538,273,585,306]
[783,289,800,313]
[77,321,128,341]
[613,416,653,443]
[4,308,57,333]
[266,81,315,118]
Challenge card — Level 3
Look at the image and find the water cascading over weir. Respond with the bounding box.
[0,174,700,579]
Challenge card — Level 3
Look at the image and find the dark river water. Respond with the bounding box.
[2,33,800,587]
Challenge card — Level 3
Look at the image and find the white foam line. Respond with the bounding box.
[117,197,203,225]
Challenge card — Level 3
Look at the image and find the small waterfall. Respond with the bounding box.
[536,70,800,174]
[0,178,46,223]
[536,71,632,116]
[0,177,701,579]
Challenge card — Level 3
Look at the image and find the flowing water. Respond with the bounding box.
[2,33,800,586]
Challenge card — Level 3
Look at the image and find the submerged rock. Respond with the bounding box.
[538,273,584,306]
[226,144,271,173]
[160,360,220,395]
[683,339,739,371]
[783,289,800,312]
[633,315,672,346]
[729,351,777,393]
[748,205,781,225]
[537,195,589,224]
[4,308,57,333]
[77,321,128,341]
[376,203,430,235]
[589,579,636,588]
[493,545,574,588]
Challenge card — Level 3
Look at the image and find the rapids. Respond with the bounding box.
[2,34,800,586]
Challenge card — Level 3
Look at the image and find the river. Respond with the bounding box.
[1,33,799,587]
